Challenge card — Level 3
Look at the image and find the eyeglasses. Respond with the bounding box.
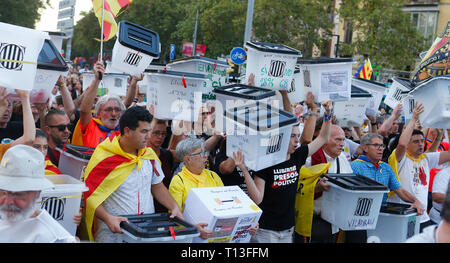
[103,107,123,113]
[366,143,385,149]
[0,190,33,200]
[152,131,167,137]
[189,150,210,158]
[49,123,72,131]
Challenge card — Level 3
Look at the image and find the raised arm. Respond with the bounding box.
[307,100,333,156]
[123,74,144,108]
[395,102,424,162]
[80,61,105,127]
[300,91,320,145]
[56,75,76,119]
[378,104,402,137]
[12,90,35,146]
[233,151,265,205]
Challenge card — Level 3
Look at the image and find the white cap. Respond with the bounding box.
[0,144,54,192]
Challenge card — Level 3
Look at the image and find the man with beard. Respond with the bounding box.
[43,108,72,166]
[387,102,450,232]
[0,145,76,242]
[72,60,141,148]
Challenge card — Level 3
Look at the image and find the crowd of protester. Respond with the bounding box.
[0,59,449,243]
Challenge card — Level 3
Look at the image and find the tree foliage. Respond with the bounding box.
[0,0,49,28]
[69,0,428,70]
[338,0,428,70]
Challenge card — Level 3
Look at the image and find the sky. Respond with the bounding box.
[35,0,93,31]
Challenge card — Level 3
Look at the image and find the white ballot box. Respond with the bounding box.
[183,186,262,243]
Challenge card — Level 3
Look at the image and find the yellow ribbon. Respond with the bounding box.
[0,58,37,65]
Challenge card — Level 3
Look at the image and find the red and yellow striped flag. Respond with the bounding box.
[358,58,373,80]
[44,157,62,175]
[83,134,160,241]
[92,0,133,41]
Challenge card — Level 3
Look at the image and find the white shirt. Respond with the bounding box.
[430,167,450,224]
[305,151,353,234]
[343,139,360,161]
[95,159,165,243]
[406,225,437,243]
[0,209,76,243]
[388,152,441,223]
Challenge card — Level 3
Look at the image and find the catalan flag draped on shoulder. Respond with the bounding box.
[92,0,133,41]
[44,156,62,175]
[83,134,160,241]
[355,58,373,80]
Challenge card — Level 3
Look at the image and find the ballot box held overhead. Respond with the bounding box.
[111,20,160,76]
[245,41,302,91]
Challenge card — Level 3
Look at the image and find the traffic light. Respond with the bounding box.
[226,58,240,83]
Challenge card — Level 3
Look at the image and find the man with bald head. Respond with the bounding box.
[294,125,353,243]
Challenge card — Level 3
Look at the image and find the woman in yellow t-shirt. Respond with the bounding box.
[169,137,223,240]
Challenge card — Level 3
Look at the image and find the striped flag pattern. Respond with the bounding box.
[92,0,133,41]
[357,58,373,80]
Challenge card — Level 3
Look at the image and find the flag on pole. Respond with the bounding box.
[356,58,373,80]
[92,0,133,41]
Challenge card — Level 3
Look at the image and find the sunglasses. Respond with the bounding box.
[49,124,72,131]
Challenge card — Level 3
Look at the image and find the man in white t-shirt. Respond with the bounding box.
[0,145,76,243]
[407,181,450,243]
[84,106,183,242]
[388,103,450,232]
[430,167,450,224]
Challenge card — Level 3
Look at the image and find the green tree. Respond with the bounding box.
[338,0,428,70]
[253,0,335,58]
[0,0,49,28]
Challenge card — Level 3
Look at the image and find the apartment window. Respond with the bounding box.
[410,11,438,40]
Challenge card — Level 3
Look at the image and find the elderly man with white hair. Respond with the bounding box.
[0,145,76,243]
[72,60,142,148]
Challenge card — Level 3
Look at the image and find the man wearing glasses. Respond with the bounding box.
[43,108,72,166]
[73,61,141,148]
[350,133,424,213]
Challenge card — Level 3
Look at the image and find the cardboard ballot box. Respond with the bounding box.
[182,186,262,243]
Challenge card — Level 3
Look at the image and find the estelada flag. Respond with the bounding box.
[357,58,373,80]
[83,134,160,241]
[294,163,330,237]
[92,0,133,41]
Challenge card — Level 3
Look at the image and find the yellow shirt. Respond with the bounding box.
[169,166,224,212]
